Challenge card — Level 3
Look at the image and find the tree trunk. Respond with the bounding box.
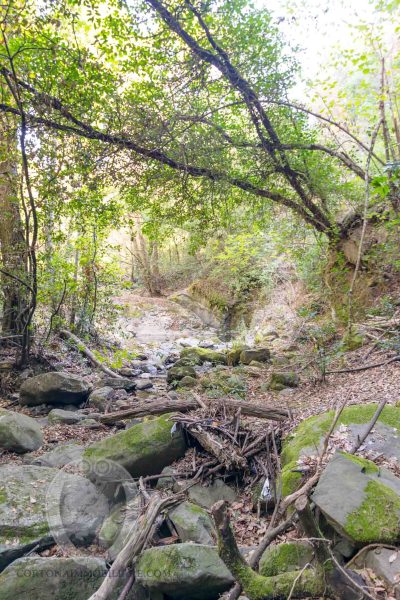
[0,122,28,339]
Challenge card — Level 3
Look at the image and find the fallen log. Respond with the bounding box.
[99,397,289,425]
[60,329,123,379]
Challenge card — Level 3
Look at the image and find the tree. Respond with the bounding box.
[0,0,375,247]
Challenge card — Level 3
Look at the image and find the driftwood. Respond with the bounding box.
[99,397,289,425]
[60,329,123,379]
[88,492,184,600]
[211,500,326,600]
[188,427,247,470]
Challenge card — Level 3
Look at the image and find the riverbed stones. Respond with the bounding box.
[88,386,114,411]
[99,497,141,560]
[48,408,85,425]
[136,543,234,599]
[180,347,227,365]
[168,501,215,545]
[239,348,271,365]
[84,414,186,477]
[0,556,109,600]
[188,480,238,509]
[312,451,400,544]
[280,403,400,497]
[166,365,196,384]
[31,443,84,468]
[97,377,136,391]
[19,372,91,407]
[259,541,314,577]
[0,408,43,453]
[0,464,108,571]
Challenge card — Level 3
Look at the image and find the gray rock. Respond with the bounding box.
[136,380,154,391]
[136,543,234,599]
[0,464,108,571]
[32,443,84,468]
[84,414,186,478]
[20,372,91,407]
[362,548,400,595]
[188,480,237,509]
[239,348,271,365]
[168,501,215,545]
[179,376,197,388]
[312,451,400,543]
[0,408,43,453]
[77,418,101,429]
[88,387,113,411]
[119,368,142,377]
[99,497,141,560]
[97,377,136,391]
[155,466,175,491]
[48,408,85,425]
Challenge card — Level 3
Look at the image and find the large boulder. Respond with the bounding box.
[0,464,108,571]
[239,348,271,365]
[313,451,400,544]
[280,403,400,497]
[19,372,91,407]
[0,408,42,453]
[0,556,150,600]
[84,414,186,478]
[168,501,215,545]
[136,543,234,599]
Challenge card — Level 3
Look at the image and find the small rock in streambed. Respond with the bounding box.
[96,377,136,391]
[0,408,43,453]
[87,386,114,412]
[47,408,85,425]
[135,380,154,391]
[239,347,271,365]
[187,480,237,509]
[118,367,142,377]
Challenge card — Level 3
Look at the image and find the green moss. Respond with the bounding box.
[345,480,400,542]
[180,347,227,365]
[259,542,314,577]
[344,453,379,474]
[280,404,400,496]
[0,520,50,545]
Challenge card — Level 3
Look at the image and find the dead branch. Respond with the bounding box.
[60,329,123,379]
[99,397,289,424]
[212,500,326,600]
[188,426,246,470]
[88,492,184,600]
[326,354,400,375]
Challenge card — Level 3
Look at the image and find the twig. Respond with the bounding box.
[349,398,388,454]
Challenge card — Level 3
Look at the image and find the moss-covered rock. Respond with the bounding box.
[168,501,215,545]
[0,464,108,571]
[136,543,234,599]
[87,386,113,412]
[180,347,227,365]
[19,372,91,407]
[313,451,400,544]
[227,345,249,366]
[167,366,196,384]
[280,403,400,497]
[99,497,141,560]
[201,370,246,399]
[268,372,299,391]
[178,376,197,388]
[83,414,186,477]
[0,409,43,453]
[259,541,314,577]
[240,348,271,365]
